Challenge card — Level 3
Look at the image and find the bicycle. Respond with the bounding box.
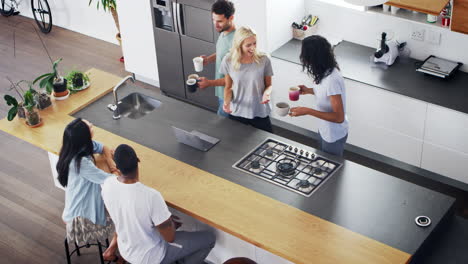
[0,0,53,33]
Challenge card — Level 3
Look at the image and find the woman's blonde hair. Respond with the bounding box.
[229,26,265,71]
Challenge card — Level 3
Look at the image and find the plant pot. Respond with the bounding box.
[35,92,52,110]
[116,33,122,46]
[17,103,26,119]
[72,73,84,88]
[25,108,42,127]
[53,77,68,93]
[54,89,70,99]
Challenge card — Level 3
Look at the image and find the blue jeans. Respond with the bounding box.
[160,231,216,264]
[217,98,229,117]
[318,133,348,157]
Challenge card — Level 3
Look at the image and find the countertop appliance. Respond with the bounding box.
[152,0,218,111]
[416,55,462,78]
[374,32,399,66]
[233,138,342,197]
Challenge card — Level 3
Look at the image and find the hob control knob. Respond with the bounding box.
[294,147,298,152]
[300,150,304,155]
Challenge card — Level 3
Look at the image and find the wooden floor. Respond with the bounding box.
[0,15,128,263]
[1,14,468,264]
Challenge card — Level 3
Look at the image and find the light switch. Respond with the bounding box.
[427,30,441,45]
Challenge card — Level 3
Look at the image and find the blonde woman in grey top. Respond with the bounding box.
[220,26,274,132]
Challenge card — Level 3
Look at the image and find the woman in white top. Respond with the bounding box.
[220,26,274,132]
[289,35,349,157]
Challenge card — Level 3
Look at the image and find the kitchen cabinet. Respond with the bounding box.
[424,104,468,154]
[116,0,159,85]
[421,104,468,184]
[345,79,427,140]
[344,78,426,167]
[421,142,468,184]
[271,58,319,133]
[452,0,468,34]
[386,0,450,16]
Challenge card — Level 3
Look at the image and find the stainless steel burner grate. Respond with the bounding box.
[233,138,343,197]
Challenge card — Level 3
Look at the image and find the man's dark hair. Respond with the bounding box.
[211,0,235,19]
[114,144,139,178]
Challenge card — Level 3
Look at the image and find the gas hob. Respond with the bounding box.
[233,138,343,197]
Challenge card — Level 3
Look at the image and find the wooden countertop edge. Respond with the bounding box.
[386,0,448,16]
[0,68,411,264]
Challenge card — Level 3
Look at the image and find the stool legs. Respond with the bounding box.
[74,241,81,256]
[64,238,71,264]
[97,241,105,264]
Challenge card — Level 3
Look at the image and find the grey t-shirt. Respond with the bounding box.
[219,55,274,119]
[312,68,349,143]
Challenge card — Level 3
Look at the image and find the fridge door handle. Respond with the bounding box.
[172,2,179,33]
[176,3,185,35]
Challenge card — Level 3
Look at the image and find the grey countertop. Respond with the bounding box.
[272,39,468,115]
[74,84,455,255]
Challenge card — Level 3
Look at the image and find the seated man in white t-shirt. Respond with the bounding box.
[102,144,216,264]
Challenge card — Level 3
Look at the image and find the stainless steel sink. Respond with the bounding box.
[113,93,161,119]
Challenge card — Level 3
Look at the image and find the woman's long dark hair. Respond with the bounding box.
[56,118,94,187]
[300,35,339,85]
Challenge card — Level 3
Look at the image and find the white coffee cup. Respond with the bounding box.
[193,57,204,72]
[275,102,290,117]
[382,4,390,12]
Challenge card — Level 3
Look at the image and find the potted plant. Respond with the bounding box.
[16,80,52,110]
[4,95,21,121]
[66,70,90,93]
[4,78,29,119]
[88,0,123,62]
[33,58,69,99]
[23,89,42,127]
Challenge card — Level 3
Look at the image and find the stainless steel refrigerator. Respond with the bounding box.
[151,0,219,111]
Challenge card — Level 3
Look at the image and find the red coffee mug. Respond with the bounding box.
[289,86,300,101]
[442,17,451,27]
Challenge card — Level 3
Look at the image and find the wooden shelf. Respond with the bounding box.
[452,0,468,34]
[367,6,451,29]
[386,0,450,15]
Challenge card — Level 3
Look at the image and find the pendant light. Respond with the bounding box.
[344,0,388,6]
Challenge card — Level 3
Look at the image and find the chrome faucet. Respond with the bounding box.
[108,75,135,120]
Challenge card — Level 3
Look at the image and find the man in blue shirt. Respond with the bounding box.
[198,0,236,117]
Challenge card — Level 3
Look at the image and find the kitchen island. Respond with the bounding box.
[0,69,455,264]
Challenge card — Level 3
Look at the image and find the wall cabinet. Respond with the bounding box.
[452,0,468,34]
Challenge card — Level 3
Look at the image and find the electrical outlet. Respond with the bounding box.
[411,28,425,41]
[427,30,441,45]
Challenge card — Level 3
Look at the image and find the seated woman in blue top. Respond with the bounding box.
[57,118,121,262]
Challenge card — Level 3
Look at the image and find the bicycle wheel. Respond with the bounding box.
[0,0,15,16]
[31,0,52,33]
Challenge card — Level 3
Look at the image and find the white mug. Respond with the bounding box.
[275,102,290,117]
[193,57,204,72]
[382,4,390,12]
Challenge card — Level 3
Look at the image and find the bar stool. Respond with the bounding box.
[64,237,110,264]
